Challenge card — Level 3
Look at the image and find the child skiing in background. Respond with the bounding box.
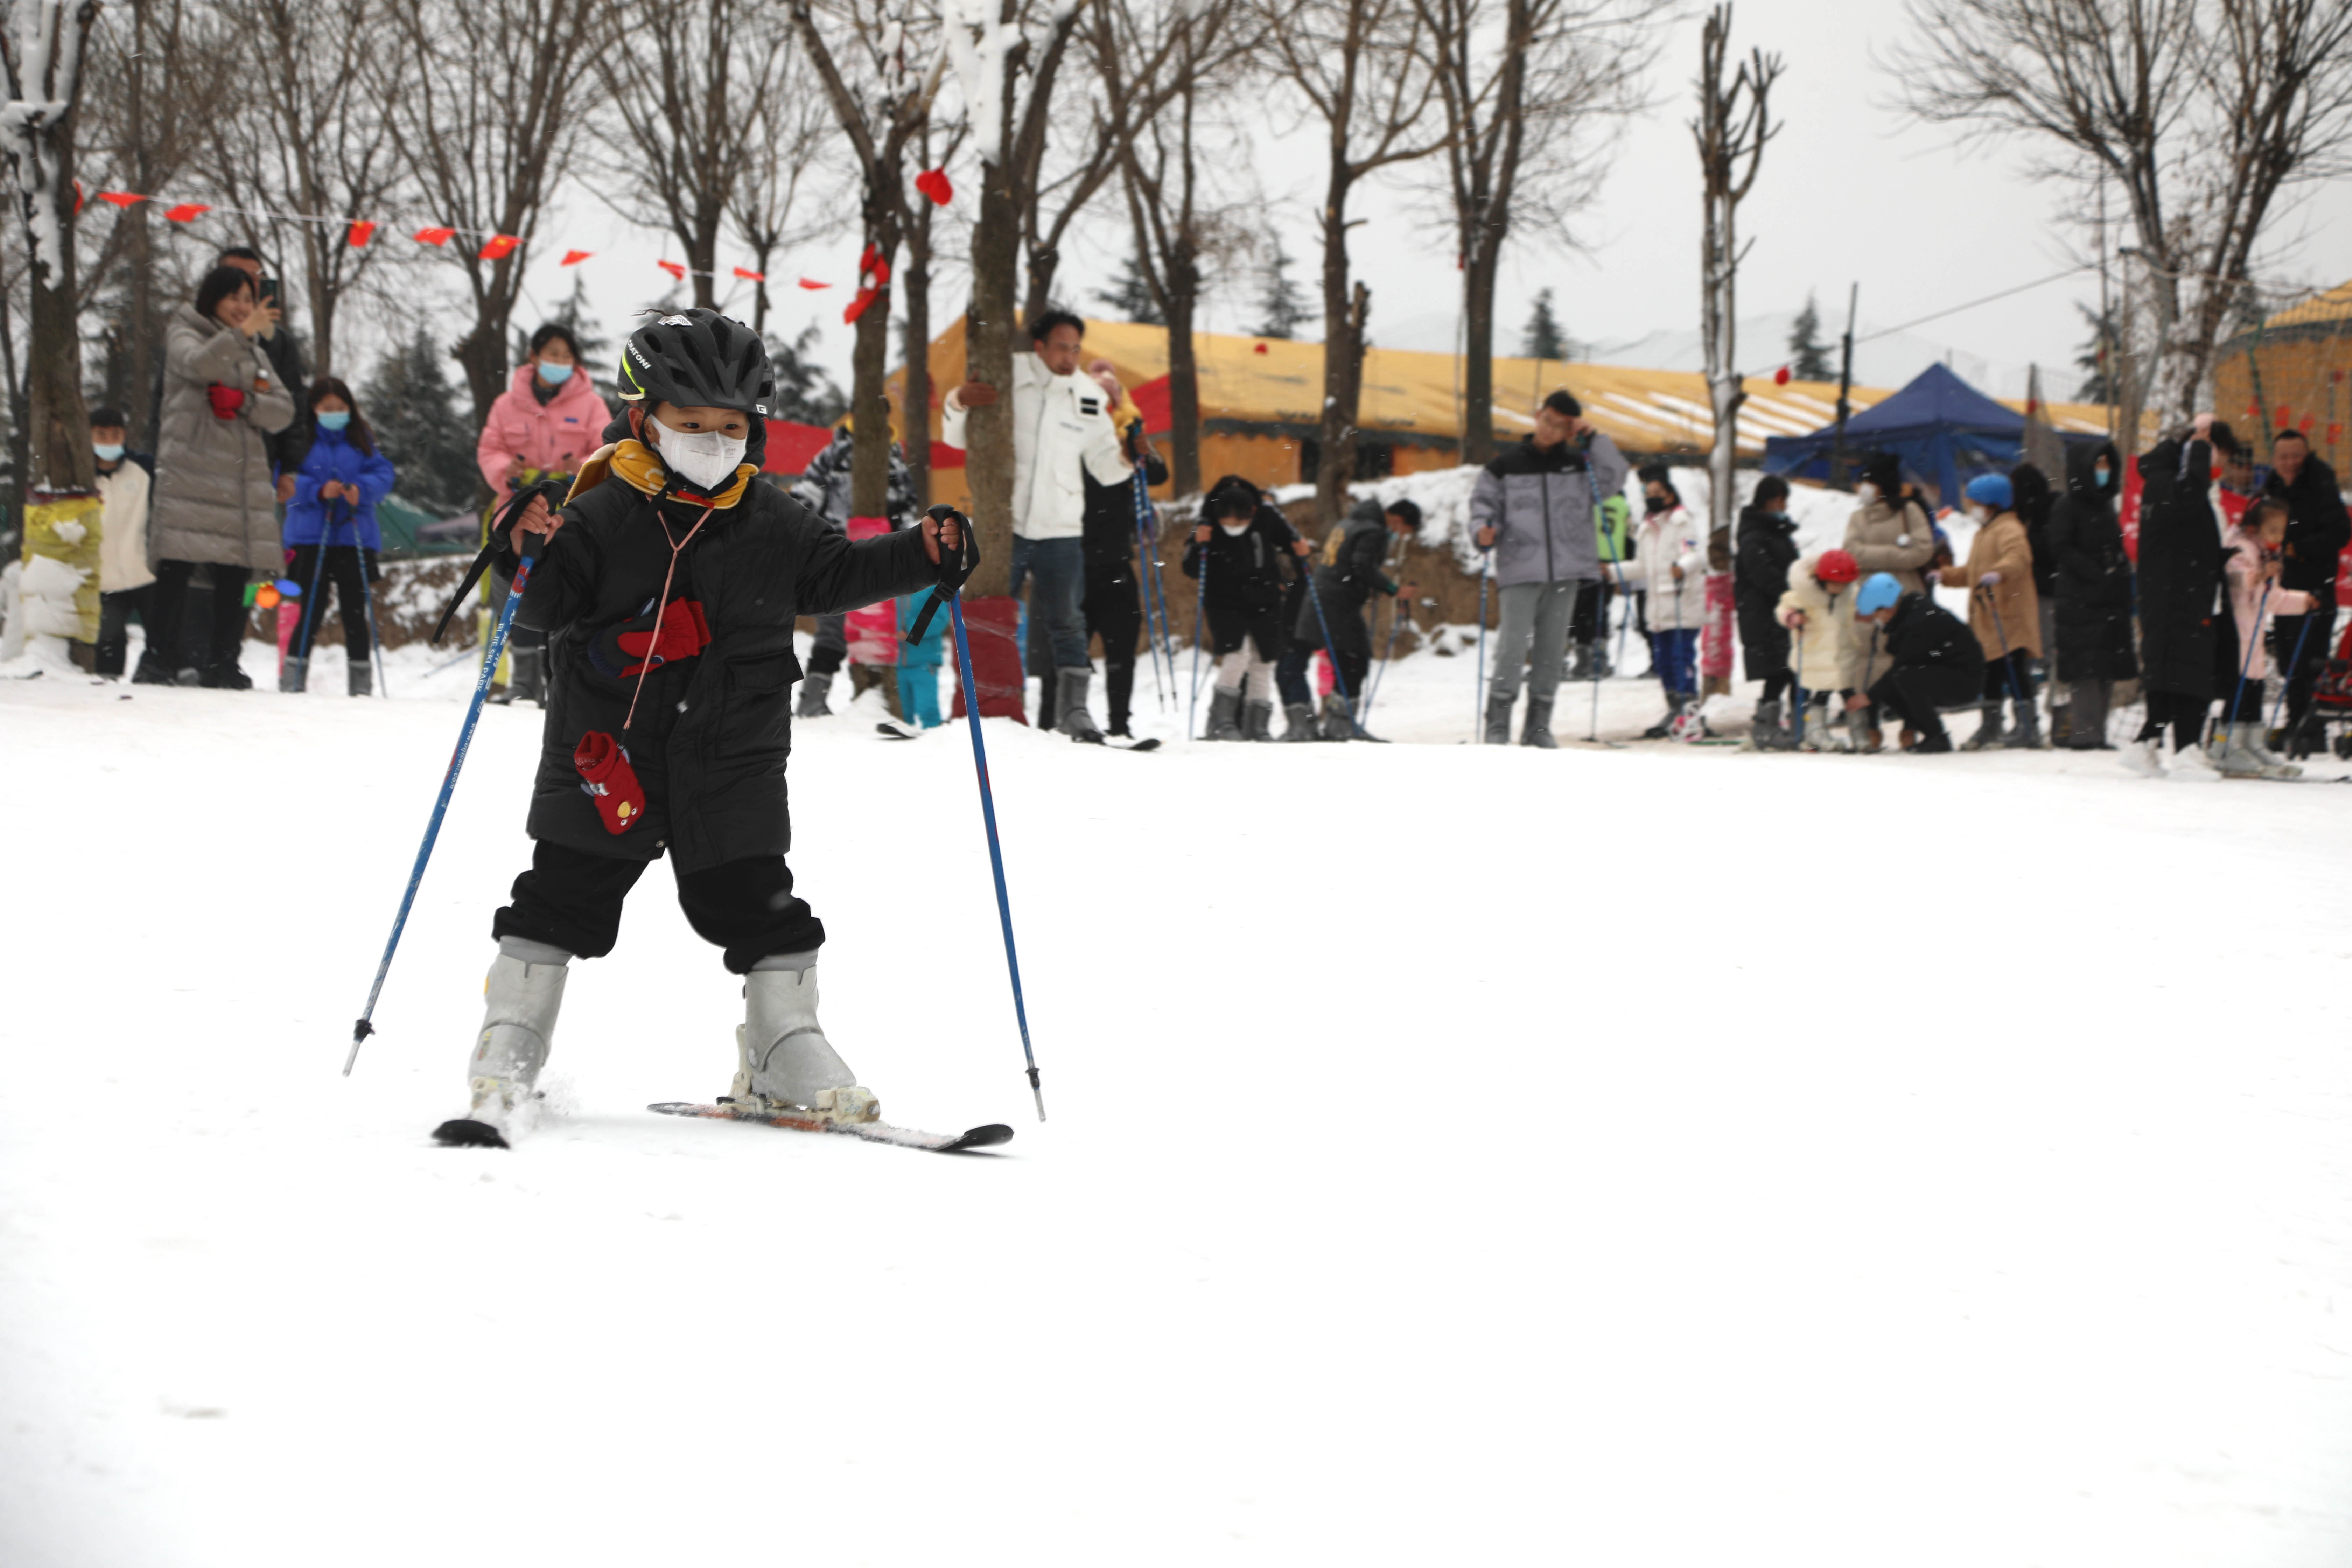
[1184,475,1310,741]
[1614,465,1707,739]
[895,589,947,728]
[435,309,975,1148]
[1776,548,1862,750]
[1736,475,1799,747]
[1292,497,1420,740]
[2211,494,2309,779]
[280,378,396,695]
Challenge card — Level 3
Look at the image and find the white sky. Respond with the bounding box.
[516,0,2352,411]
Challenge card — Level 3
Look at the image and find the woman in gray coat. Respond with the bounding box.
[145,266,295,687]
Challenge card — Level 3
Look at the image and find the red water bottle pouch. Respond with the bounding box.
[573,731,645,834]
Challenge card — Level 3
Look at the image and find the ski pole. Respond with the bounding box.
[287,511,336,690]
[2267,598,2320,735]
[346,502,391,697]
[1363,592,1405,728]
[1474,545,1491,740]
[1301,559,1362,733]
[1589,531,1622,744]
[2227,579,2273,726]
[947,584,1046,1122]
[1130,466,1168,709]
[347,527,542,1074]
[1188,540,1209,737]
[1980,584,2026,713]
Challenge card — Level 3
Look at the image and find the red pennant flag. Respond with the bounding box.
[914,167,953,206]
[164,203,210,223]
[560,249,593,267]
[346,220,376,248]
[2301,414,2317,434]
[844,286,879,326]
[98,190,145,209]
[2275,405,2292,428]
[1773,365,1792,386]
[797,278,831,290]
[1254,342,1269,355]
[656,260,687,281]
[732,266,765,281]
[413,226,455,246]
[2330,425,2343,445]
[479,234,520,261]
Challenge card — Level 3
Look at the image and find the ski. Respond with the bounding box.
[1073,732,1162,751]
[886,719,1158,752]
[648,1100,1014,1153]
[877,720,922,740]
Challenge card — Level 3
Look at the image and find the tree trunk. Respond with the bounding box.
[1462,238,1500,465]
[126,202,158,447]
[456,316,510,437]
[689,205,720,310]
[903,233,933,510]
[1701,208,1742,545]
[848,211,903,520]
[1313,166,1362,528]
[964,153,1019,596]
[1164,269,1200,497]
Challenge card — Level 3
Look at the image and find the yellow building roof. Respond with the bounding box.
[892,316,2116,459]
[2257,278,2352,334]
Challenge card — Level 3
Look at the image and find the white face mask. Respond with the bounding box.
[1219,520,1250,537]
[650,414,747,490]
[1857,483,1881,506]
[1967,503,1990,524]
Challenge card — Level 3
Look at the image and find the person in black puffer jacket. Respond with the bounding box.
[2043,441,2135,748]
[1854,572,1985,752]
[1077,407,1168,737]
[1183,475,1310,741]
[2128,421,2235,771]
[2260,429,2351,746]
[433,309,973,1150]
[1734,475,1800,747]
[1292,496,1420,740]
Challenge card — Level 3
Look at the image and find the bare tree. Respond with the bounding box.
[899,118,966,507]
[383,0,608,429]
[792,0,948,522]
[1890,0,2352,432]
[1017,100,1119,323]
[1092,0,1260,496]
[728,49,841,339]
[1259,0,1447,525]
[201,0,402,377]
[1417,0,1661,463]
[1692,4,1779,547]
[942,0,1093,589]
[598,0,794,313]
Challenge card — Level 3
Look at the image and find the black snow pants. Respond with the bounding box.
[493,840,825,973]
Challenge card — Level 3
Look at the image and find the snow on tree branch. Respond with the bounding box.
[1,0,97,286]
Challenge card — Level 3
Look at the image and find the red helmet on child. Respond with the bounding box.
[1816,548,1860,584]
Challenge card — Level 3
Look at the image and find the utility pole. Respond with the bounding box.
[1828,282,1857,491]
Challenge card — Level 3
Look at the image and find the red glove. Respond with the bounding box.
[615,599,710,677]
[573,732,646,835]
[207,383,246,420]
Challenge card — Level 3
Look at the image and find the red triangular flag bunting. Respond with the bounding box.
[413,226,455,246]
[656,260,687,281]
[844,287,879,326]
[99,190,145,208]
[164,203,210,223]
[732,266,765,281]
[561,249,593,267]
[347,220,376,248]
[479,234,520,261]
[798,278,830,290]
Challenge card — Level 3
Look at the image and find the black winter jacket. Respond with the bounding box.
[2045,440,2136,681]
[504,471,937,870]
[1183,504,1302,659]
[1883,591,1985,678]
[2264,453,2351,596]
[2134,436,2227,700]
[1081,422,1168,573]
[1733,502,1798,670]
[1293,499,1398,657]
[2012,461,2057,598]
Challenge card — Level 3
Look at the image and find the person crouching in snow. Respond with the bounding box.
[1615,465,1707,739]
[1184,474,1310,741]
[1775,547,1862,750]
[2210,495,2310,779]
[435,309,976,1148]
[1946,472,2043,750]
[1851,572,1984,753]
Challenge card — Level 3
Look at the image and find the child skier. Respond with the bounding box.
[435,309,974,1147]
[1775,547,1862,750]
[1615,465,1707,739]
[2210,494,2309,779]
[280,378,397,695]
[1184,475,1310,741]
[1292,497,1419,740]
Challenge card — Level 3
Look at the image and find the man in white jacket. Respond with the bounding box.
[942,309,1134,740]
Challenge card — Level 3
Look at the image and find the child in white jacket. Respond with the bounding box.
[1604,464,1708,738]
[1776,547,1863,750]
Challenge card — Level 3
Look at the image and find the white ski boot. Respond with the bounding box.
[434,940,569,1148]
[730,953,878,1122]
[2213,722,2302,779]
[2167,743,2223,782]
[2118,737,2164,778]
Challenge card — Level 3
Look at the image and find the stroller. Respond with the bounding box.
[2292,617,2352,760]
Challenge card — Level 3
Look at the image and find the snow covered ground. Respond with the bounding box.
[6,630,2352,1568]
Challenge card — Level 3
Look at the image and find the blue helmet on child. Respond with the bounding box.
[1965,473,2014,510]
[1855,573,1903,615]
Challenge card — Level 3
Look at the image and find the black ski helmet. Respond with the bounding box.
[620,308,775,419]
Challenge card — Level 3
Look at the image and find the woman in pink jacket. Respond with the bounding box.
[475,324,609,497]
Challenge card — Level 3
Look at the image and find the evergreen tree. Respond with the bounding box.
[363,328,483,513]
[1094,254,1164,325]
[1520,289,1570,360]
[1253,237,1315,340]
[1787,293,1835,381]
[2073,303,2120,402]
[765,323,847,425]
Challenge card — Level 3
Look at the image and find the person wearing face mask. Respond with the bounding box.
[145,264,297,689]
[2259,428,2351,753]
[90,406,160,681]
[1734,475,1800,747]
[2044,440,2134,749]
[1608,465,1708,740]
[430,308,979,1148]
[1940,473,2042,749]
[278,378,397,694]
[1183,475,1310,740]
[2127,416,2238,779]
[1841,451,1938,594]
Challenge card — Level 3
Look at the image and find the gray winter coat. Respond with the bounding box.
[149,303,295,571]
[1469,430,1629,589]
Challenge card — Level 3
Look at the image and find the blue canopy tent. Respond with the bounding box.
[1762,362,2102,509]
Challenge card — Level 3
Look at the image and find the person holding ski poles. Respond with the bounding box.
[1079,362,1166,739]
[2260,429,2351,754]
[1183,475,1309,741]
[1294,497,1420,741]
[1943,472,2042,750]
[2210,494,2310,779]
[1570,492,1632,679]
[1736,475,1800,748]
[1469,388,1627,748]
[1775,547,1863,750]
[433,309,978,1147]
[1613,465,1707,740]
[278,378,396,695]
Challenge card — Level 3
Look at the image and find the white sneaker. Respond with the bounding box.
[732,959,877,1121]
[2167,744,2223,782]
[2118,737,2163,778]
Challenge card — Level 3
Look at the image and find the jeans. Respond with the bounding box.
[492,840,824,973]
[1652,627,1699,695]
[1275,645,1316,709]
[1009,534,1089,671]
[1487,580,1578,706]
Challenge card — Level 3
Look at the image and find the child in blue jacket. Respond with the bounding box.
[280,377,396,694]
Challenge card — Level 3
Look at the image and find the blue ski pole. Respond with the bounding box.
[339,498,391,697]
[347,528,542,1074]
[1981,585,2028,717]
[285,508,336,691]
[2268,598,2320,735]
[1302,562,1363,736]
[947,588,1047,1121]
[2227,579,2273,727]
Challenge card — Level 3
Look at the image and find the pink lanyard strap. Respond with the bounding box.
[622,504,715,733]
